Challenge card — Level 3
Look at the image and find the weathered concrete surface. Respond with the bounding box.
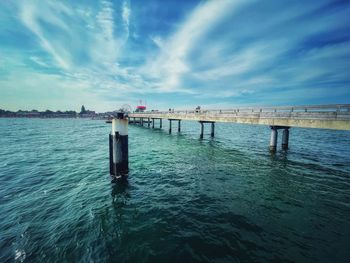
[129,105,350,131]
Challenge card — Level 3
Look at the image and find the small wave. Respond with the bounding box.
[14,249,26,262]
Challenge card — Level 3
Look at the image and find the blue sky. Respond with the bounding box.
[0,0,350,112]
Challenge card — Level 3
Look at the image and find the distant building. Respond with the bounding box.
[79,105,96,118]
[135,101,146,112]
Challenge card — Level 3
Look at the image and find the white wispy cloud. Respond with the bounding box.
[168,0,350,101]
[122,0,130,38]
[19,2,72,70]
[15,0,141,109]
[144,0,247,93]
[93,0,120,63]
[150,35,163,48]
[29,56,49,67]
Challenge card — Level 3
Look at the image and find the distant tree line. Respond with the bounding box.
[0,109,77,118]
[0,105,96,118]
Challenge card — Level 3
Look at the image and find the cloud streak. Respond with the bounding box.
[19,1,72,69]
[144,0,247,93]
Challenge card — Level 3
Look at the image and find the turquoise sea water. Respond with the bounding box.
[1,118,350,262]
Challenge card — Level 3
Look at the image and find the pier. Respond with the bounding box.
[128,104,350,152]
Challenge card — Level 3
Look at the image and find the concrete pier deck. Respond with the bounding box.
[129,104,350,130]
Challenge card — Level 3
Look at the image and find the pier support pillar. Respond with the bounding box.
[178,120,181,132]
[152,118,154,128]
[133,117,136,124]
[109,113,128,176]
[109,132,114,174]
[160,119,162,129]
[140,118,143,126]
[199,121,214,139]
[269,126,278,152]
[211,122,215,137]
[169,119,172,133]
[148,118,150,128]
[200,122,204,139]
[282,128,289,150]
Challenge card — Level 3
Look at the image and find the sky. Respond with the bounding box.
[0,0,350,112]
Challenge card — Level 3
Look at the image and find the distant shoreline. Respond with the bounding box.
[0,105,116,119]
[0,116,106,119]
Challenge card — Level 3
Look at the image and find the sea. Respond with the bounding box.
[0,118,350,262]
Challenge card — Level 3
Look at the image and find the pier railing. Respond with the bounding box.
[131,104,350,119]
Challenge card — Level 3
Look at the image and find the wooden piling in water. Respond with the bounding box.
[109,113,128,175]
[200,122,204,139]
[109,133,114,175]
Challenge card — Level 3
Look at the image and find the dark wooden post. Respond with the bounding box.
[109,113,128,175]
[200,122,204,139]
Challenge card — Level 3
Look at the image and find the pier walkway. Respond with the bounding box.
[128,104,350,151]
